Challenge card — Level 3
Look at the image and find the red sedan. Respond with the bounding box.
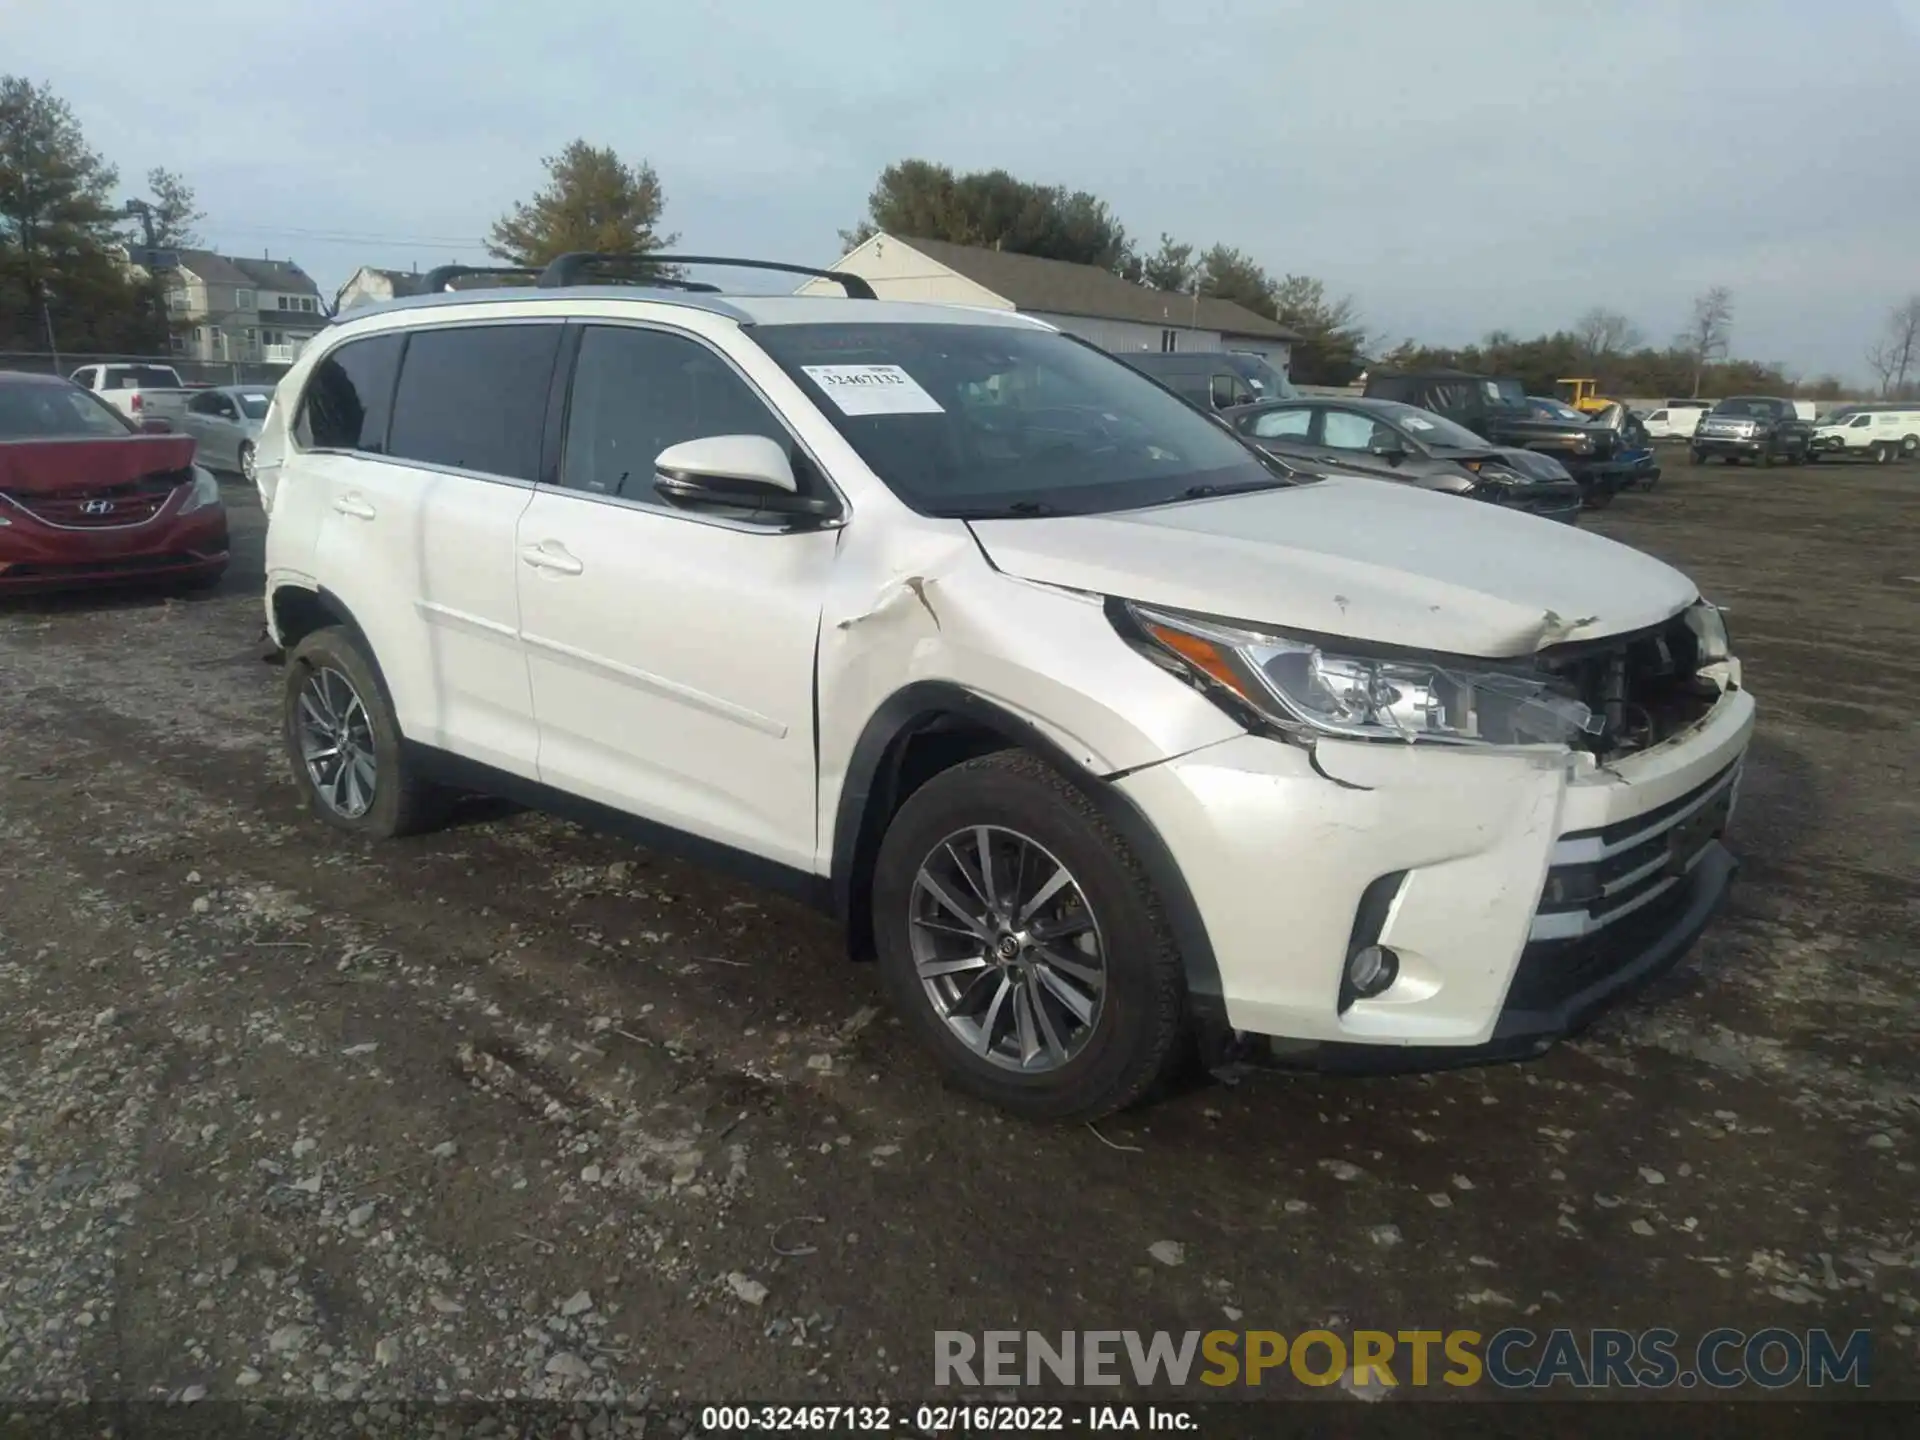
[0,371,229,594]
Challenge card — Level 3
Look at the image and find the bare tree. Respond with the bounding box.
[1865,295,1920,397]
[1573,307,1643,361]
[1677,287,1734,397]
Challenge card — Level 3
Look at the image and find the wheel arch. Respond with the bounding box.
[830,680,1225,1025]
[271,584,406,725]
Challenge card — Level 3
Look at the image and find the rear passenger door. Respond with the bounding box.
[514,322,840,873]
[306,321,556,778]
[1235,404,1318,464]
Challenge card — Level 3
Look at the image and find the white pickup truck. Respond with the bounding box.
[67,362,199,427]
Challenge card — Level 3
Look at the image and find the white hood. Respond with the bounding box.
[969,476,1699,658]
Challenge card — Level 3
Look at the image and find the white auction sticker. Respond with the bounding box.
[801,364,945,416]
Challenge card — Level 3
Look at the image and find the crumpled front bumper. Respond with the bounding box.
[1115,685,1755,1070]
[0,486,228,593]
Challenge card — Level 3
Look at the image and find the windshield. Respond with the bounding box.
[0,381,137,439]
[1709,398,1775,418]
[1225,353,1298,400]
[237,392,272,420]
[1529,397,1588,423]
[756,323,1297,516]
[1370,401,1491,450]
[102,365,182,390]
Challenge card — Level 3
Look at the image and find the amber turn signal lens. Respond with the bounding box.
[1143,621,1253,701]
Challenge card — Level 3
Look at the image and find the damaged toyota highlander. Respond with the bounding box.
[255,254,1754,1120]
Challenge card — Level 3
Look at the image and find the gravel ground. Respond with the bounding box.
[0,458,1914,1421]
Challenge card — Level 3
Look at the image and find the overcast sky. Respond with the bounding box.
[7,0,1918,382]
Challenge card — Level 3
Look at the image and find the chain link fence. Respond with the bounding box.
[0,351,292,387]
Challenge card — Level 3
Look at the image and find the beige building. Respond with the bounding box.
[801,233,1298,368]
[160,250,326,364]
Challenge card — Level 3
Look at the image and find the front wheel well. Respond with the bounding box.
[839,715,1015,963]
[271,585,342,651]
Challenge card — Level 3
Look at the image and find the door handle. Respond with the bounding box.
[519,543,583,576]
[332,494,376,520]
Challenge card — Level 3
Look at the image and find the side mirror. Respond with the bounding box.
[652,435,838,520]
[139,418,174,434]
[1368,440,1407,465]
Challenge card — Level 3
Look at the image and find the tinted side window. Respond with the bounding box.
[560,326,797,501]
[386,324,560,481]
[296,334,403,452]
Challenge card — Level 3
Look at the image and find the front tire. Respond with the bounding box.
[871,751,1186,1121]
[1872,443,1892,466]
[1689,448,1706,466]
[283,626,449,839]
[239,441,257,486]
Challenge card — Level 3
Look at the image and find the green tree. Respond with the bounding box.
[1195,244,1276,319]
[487,140,677,271]
[1138,234,1195,293]
[0,75,164,353]
[843,159,1133,272]
[1272,273,1368,384]
[141,166,202,248]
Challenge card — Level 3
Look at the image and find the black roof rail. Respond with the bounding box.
[418,264,540,293]
[538,252,877,299]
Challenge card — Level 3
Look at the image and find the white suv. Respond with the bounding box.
[257,255,1755,1120]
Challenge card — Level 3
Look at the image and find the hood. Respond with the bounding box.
[0,435,198,495]
[969,476,1698,658]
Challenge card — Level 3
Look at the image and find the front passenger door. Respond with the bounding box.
[515,324,841,873]
[1316,408,1404,481]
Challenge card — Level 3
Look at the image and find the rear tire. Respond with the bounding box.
[283,626,450,839]
[1688,448,1705,466]
[871,750,1186,1122]
[1902,435,1918,459]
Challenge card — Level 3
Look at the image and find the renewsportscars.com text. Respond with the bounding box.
[934,1327,1872,1391]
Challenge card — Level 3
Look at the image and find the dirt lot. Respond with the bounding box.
[1,457,1915,1419]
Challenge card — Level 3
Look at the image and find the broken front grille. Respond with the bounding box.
[1535,612,1721,759]
[1530,761,1739,942]
[0,467,190,529]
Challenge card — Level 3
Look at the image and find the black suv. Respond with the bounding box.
[1119,351,1296,410]
[1362,369,1635,506]
[1688,397,1814,466]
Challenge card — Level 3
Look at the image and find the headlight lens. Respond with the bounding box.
[1125,603,1603,747]
[1684,599,1730,663]
[180,467,222,514]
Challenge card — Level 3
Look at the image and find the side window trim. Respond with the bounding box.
[544,318,848,527]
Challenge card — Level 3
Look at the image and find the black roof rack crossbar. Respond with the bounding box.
[418,264,541,294]
[537,252,877,299]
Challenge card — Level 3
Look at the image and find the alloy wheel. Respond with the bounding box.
[296,666,377,818]
[907,825,1107,1074]
[241,443,256,484]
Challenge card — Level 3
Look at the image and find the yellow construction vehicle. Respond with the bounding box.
[1556,378,1613,415]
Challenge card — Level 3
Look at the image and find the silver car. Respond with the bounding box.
[178,385,273,483]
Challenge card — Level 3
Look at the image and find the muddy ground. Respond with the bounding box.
[1,456,1915,1423]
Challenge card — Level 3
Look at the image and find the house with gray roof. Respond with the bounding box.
[800,233,1300,367]
[160,249,326,364]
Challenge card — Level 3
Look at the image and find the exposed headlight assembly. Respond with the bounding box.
[1122,602,1603,748]
[180,467,223,515]
[1684,599,1731,663]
